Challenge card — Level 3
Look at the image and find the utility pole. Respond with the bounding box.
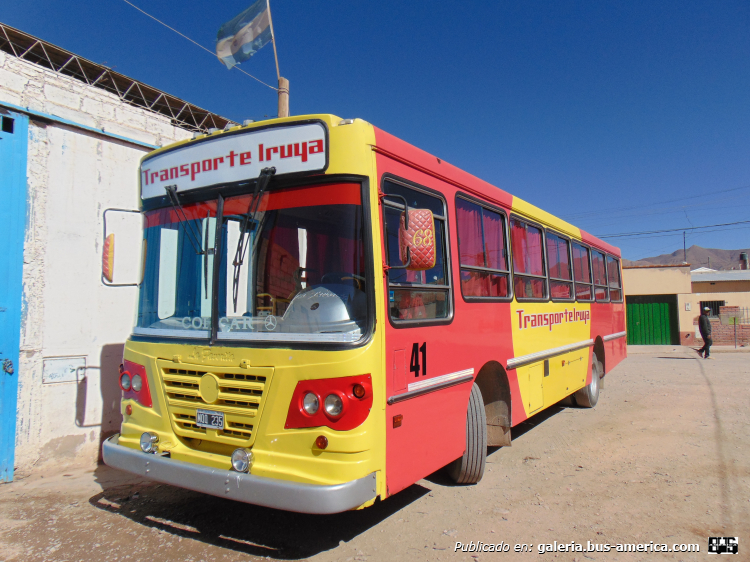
[278,77,289,118]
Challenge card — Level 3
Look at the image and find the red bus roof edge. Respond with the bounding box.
[372,127,514,209]
[580,229,621,257]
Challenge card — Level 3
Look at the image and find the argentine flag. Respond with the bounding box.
[216,0,272,69]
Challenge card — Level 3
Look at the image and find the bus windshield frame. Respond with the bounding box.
[132,177,375,348]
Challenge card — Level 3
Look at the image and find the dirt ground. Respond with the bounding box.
[1,346,748,562]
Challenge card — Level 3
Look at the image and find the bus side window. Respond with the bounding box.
[456,197,510,299]
[510,218,548,300]
[546,232,573,301]
[572,242,593,301]
[607,256,622,302]
[592,251,609,301]
[382,179,451,322]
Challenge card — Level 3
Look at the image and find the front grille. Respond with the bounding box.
[157,361,274,447]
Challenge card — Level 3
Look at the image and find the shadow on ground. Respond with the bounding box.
[509,404,566,442]
[87,386,569,557]
[89,465,429,559]
[422,403,568,486]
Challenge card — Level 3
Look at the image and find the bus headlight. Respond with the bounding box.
[119,372,131,391]
[231,448,254,472]
[131,374,143,392]
[140,432,159,453]
[303,392,319,415]
[324,394,344,417]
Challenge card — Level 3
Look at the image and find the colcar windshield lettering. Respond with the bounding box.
[134,182,369,343]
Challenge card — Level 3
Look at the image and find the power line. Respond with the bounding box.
[562,183,750,222]
[604,225,750,242]
[598,219,750,239]
[118,0,278,91]
[571,201,750,231]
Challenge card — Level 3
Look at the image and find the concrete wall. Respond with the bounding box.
[0,51,192,473]
[622,265,692,296]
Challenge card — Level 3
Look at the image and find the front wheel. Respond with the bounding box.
[574,352,601,408]
[447,383,486,484]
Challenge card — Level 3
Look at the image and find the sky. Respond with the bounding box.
[3,0,750,261]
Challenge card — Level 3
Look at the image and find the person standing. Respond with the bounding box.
[698,306,713,359]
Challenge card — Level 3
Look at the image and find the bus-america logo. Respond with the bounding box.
[140,123,327,199]
[516,308,590,331]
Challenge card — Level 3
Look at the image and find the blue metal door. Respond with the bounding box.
[0,111,28,483]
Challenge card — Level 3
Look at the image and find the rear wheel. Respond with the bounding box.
[574,352,601,408]
[447,383,486,484]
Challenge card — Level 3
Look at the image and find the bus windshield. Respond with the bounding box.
[134,182,369,343]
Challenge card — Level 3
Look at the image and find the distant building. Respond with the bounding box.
[622,265,749,346]
[0,23,235,481]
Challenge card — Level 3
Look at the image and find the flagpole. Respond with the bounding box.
[266,0,280,81]
[266,0,288,117]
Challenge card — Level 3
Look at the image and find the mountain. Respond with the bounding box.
[623,245,750,270]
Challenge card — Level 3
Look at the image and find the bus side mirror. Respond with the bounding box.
[102,208,142,287]
[399,209,437,271]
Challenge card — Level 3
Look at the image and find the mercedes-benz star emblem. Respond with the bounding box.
[264,315,277,331]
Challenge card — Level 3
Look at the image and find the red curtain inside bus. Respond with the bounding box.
[546,234,571,280]
[456,199,509,298]
[461,270,508,298]
[572,242,593,300]
[592,251,608,301]
[572,243,591,283]
[483,208,506,270]
[456,199,484,267]
[511,219,545,299]
[511,220,544,276]
[607,256,622,301]
[546,233,572,299]
[257,216,365,291]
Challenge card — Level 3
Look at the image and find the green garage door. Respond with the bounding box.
[626,295,678,345]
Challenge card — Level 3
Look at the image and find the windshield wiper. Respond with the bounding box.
[165,185,204,255]
[231,167,276,312]
[165,185,214,298]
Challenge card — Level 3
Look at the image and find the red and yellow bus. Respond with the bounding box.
[102,114,626,513]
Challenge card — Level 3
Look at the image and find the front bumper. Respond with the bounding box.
[102,435,377,514]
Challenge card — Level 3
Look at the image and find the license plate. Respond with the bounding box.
[196,409,224,429]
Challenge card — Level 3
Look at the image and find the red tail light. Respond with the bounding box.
[285,375,372,431]
[120,360,152,408]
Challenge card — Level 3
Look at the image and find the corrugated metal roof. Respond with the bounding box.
[0,22,236,133]
[691,271,750,282]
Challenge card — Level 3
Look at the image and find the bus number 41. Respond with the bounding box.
[410,342,427,377]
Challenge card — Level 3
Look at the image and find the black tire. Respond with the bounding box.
[574,352,601,408]
[447,383,487,484]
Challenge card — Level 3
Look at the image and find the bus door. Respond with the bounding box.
[380,178,468,495]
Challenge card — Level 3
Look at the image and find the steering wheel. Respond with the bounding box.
[320,272,365,291]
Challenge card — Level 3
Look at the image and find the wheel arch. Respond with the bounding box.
[474,360,512,447]
[593,336,606,375]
